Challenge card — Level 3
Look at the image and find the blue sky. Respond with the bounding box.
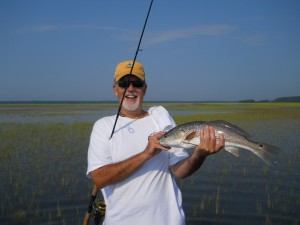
[1,0,299,102]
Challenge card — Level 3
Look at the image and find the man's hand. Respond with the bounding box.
[143,131,170,159]
[195,126,225,157]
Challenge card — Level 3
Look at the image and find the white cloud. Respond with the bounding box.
[242,35,266,46]
[144,25,235,45]
[19,24,114,34]
[21,25,59,33]
[19,23,236,46]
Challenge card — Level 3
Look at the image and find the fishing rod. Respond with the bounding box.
[109,0,154,139]
[83,185,99,225]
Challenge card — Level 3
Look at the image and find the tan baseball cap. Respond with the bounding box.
[114,60,145,81]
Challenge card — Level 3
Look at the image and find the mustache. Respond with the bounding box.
[125,91,138,96]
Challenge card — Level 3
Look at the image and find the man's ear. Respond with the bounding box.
[113,84,118,96]
[143,83,147,95]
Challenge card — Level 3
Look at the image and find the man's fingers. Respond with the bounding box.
[148,131,170,150]
[216,133,225,150]
[200,129,205,141]
[204,126,210,141]
[209,126,216,145]
[199,126,225,152]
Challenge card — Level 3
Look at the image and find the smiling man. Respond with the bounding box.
[86,60,224,225]
[113,61,147,117]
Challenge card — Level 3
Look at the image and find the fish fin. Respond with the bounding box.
[182,141,198,148]
[181,136,200,149]
[212,120,251,137]
[188,136,200,146]
[224,146,240,157]
[185,131,197,141]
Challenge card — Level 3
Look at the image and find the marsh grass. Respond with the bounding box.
[0,121,93,224]
[171,103,300,124]
[0,103,299,225]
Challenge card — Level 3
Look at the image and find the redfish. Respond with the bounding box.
[159,120,279,165]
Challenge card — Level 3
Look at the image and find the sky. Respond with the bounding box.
[1,0,300,102]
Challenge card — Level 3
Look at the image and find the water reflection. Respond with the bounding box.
[0,105,232,123]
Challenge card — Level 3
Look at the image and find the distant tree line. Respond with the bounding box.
[239,96,300,103]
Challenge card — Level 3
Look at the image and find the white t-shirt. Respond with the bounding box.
[87,106,189,225]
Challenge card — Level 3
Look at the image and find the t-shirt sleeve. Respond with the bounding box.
[86,118,113,177]
[168,147,189,166]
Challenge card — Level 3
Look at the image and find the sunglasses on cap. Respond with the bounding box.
[117,80,145,88]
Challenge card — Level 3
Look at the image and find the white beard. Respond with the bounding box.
[122,99,140,111]
[122,91,141,112]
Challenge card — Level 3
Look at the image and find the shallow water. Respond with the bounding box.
[0,103,299,225]
[0,104,231,123]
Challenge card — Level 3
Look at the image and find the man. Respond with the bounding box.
[87,60,225,225]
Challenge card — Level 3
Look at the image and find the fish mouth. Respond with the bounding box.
[160,144,169,148]
[160,143,173,149]
[158,139,169,148]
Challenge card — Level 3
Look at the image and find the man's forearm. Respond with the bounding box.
[91,151,150,189]
[171,153,207,179]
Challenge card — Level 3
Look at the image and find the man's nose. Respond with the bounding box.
[127,82,136,90]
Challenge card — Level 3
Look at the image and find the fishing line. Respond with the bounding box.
[110,0,154,139]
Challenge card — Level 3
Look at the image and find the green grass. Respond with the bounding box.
[0,121,93,224]
[170,102,300,124]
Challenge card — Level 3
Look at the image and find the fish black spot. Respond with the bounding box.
[259,144,264,148]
